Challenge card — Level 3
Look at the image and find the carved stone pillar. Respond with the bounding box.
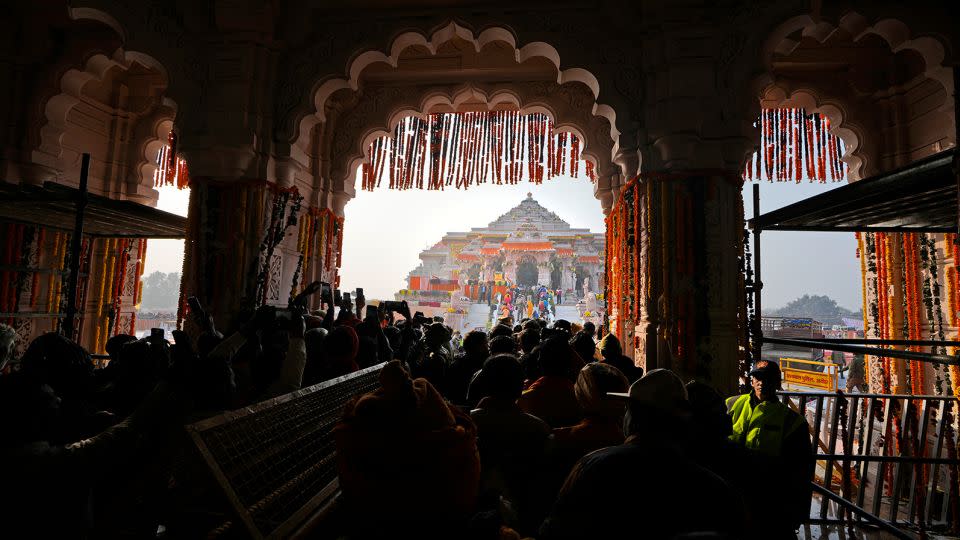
[625,26,756,393]
[178,141,301,329]
[537,260,551,286]
[502,256,517,284]
[561,266,575,291]
[633,172,744,394]
[179,177,266,328]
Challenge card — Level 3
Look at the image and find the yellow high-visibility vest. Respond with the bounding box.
[726,393,806,456]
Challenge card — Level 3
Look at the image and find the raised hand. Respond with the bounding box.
[289,309,306,338]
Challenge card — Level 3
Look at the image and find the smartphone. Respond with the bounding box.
[381,300,404,312]
[365,305,378,320]
[334,289,342,305]
[356,287,364,298]
[343,292,352,305]
[187,296,202,314]
[320,282,332,297]
[150,328,164,340]
[275,308,292,322]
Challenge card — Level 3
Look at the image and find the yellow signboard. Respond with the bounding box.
[782,367,835,391]
[780,357,839,391]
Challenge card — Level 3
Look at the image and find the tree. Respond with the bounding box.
[766,294,861,326]
[139,271,181,310]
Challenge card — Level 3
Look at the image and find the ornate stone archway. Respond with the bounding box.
[516,257,538,287]
[283,21,627,220]
[750,10,955,180]
[4,1,957,393]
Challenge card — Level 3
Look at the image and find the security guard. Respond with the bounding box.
[727,360,814,537]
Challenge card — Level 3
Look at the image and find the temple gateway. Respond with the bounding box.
[396,194,605,324]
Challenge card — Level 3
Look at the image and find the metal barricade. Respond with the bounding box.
[187,363,384,539]
[779,390,960,536]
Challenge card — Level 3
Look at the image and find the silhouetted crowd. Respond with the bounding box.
[0,285,813,539]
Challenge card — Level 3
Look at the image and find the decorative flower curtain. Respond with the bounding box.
[91,238,147,353]
[858,232,958,398]
[177,178,345,327]
[605,178,640,342]
[360,111,596,191]
[742,109,846,183]
[0,223,146,353]
[153,131,190,189]
[293,207,344,295]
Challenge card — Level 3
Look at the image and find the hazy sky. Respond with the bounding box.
[143,174,861,312]
[745,180,861,312]
[340,175,605,300]
[143,186,189,277]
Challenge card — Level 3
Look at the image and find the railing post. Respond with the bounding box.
[821,392,842,520]
[925,400,948,524]
[905,399,931,528]
[873,398,894,517]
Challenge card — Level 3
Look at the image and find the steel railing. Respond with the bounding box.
[779,390,960,536]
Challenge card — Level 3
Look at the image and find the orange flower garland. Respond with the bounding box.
[947,234,960,399]
[902,234,925,395]
[857,233,869,335]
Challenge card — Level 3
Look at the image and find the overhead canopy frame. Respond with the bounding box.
[745,145,960,375]
[0,180,186,238]
[748,148,956,233]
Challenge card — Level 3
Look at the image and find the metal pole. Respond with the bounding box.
[63,153,90,339]
[954,64,959,242]
[752,183,763,357]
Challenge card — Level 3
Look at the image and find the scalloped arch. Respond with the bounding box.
[759,12,953,103]
[760,84,866,180]
[137,117,174,188]
[336,84,610,191]
[296,21,619,164]
[32,48,178,194]
[754,11,954,180]
[67,6,126,42]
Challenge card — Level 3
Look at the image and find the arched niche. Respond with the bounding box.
[752,11,955,180]
[286,22,626,190]
[31,50,176,203]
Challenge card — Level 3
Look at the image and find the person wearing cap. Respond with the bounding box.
[727,360,810,456]
[727,360,814,536]
[540,369,746,539]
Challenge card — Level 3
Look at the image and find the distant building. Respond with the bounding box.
[760,316,825,366]
[395,194,605,311]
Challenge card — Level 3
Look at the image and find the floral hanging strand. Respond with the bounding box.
[745,109,845,183]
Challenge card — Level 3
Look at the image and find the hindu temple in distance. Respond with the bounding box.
[395,193,605,321]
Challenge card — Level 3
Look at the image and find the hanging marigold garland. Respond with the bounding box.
[855,228,959,400]
[742,109,847,183]
[253,184,304,307]
[741,198,755,388]
[0,222,131,352]
[153,131,191,189]
[360,111,596,191]
[87,237,138,354]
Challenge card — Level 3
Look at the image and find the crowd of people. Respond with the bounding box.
[492,284,564,323]
[0,282,814,539]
